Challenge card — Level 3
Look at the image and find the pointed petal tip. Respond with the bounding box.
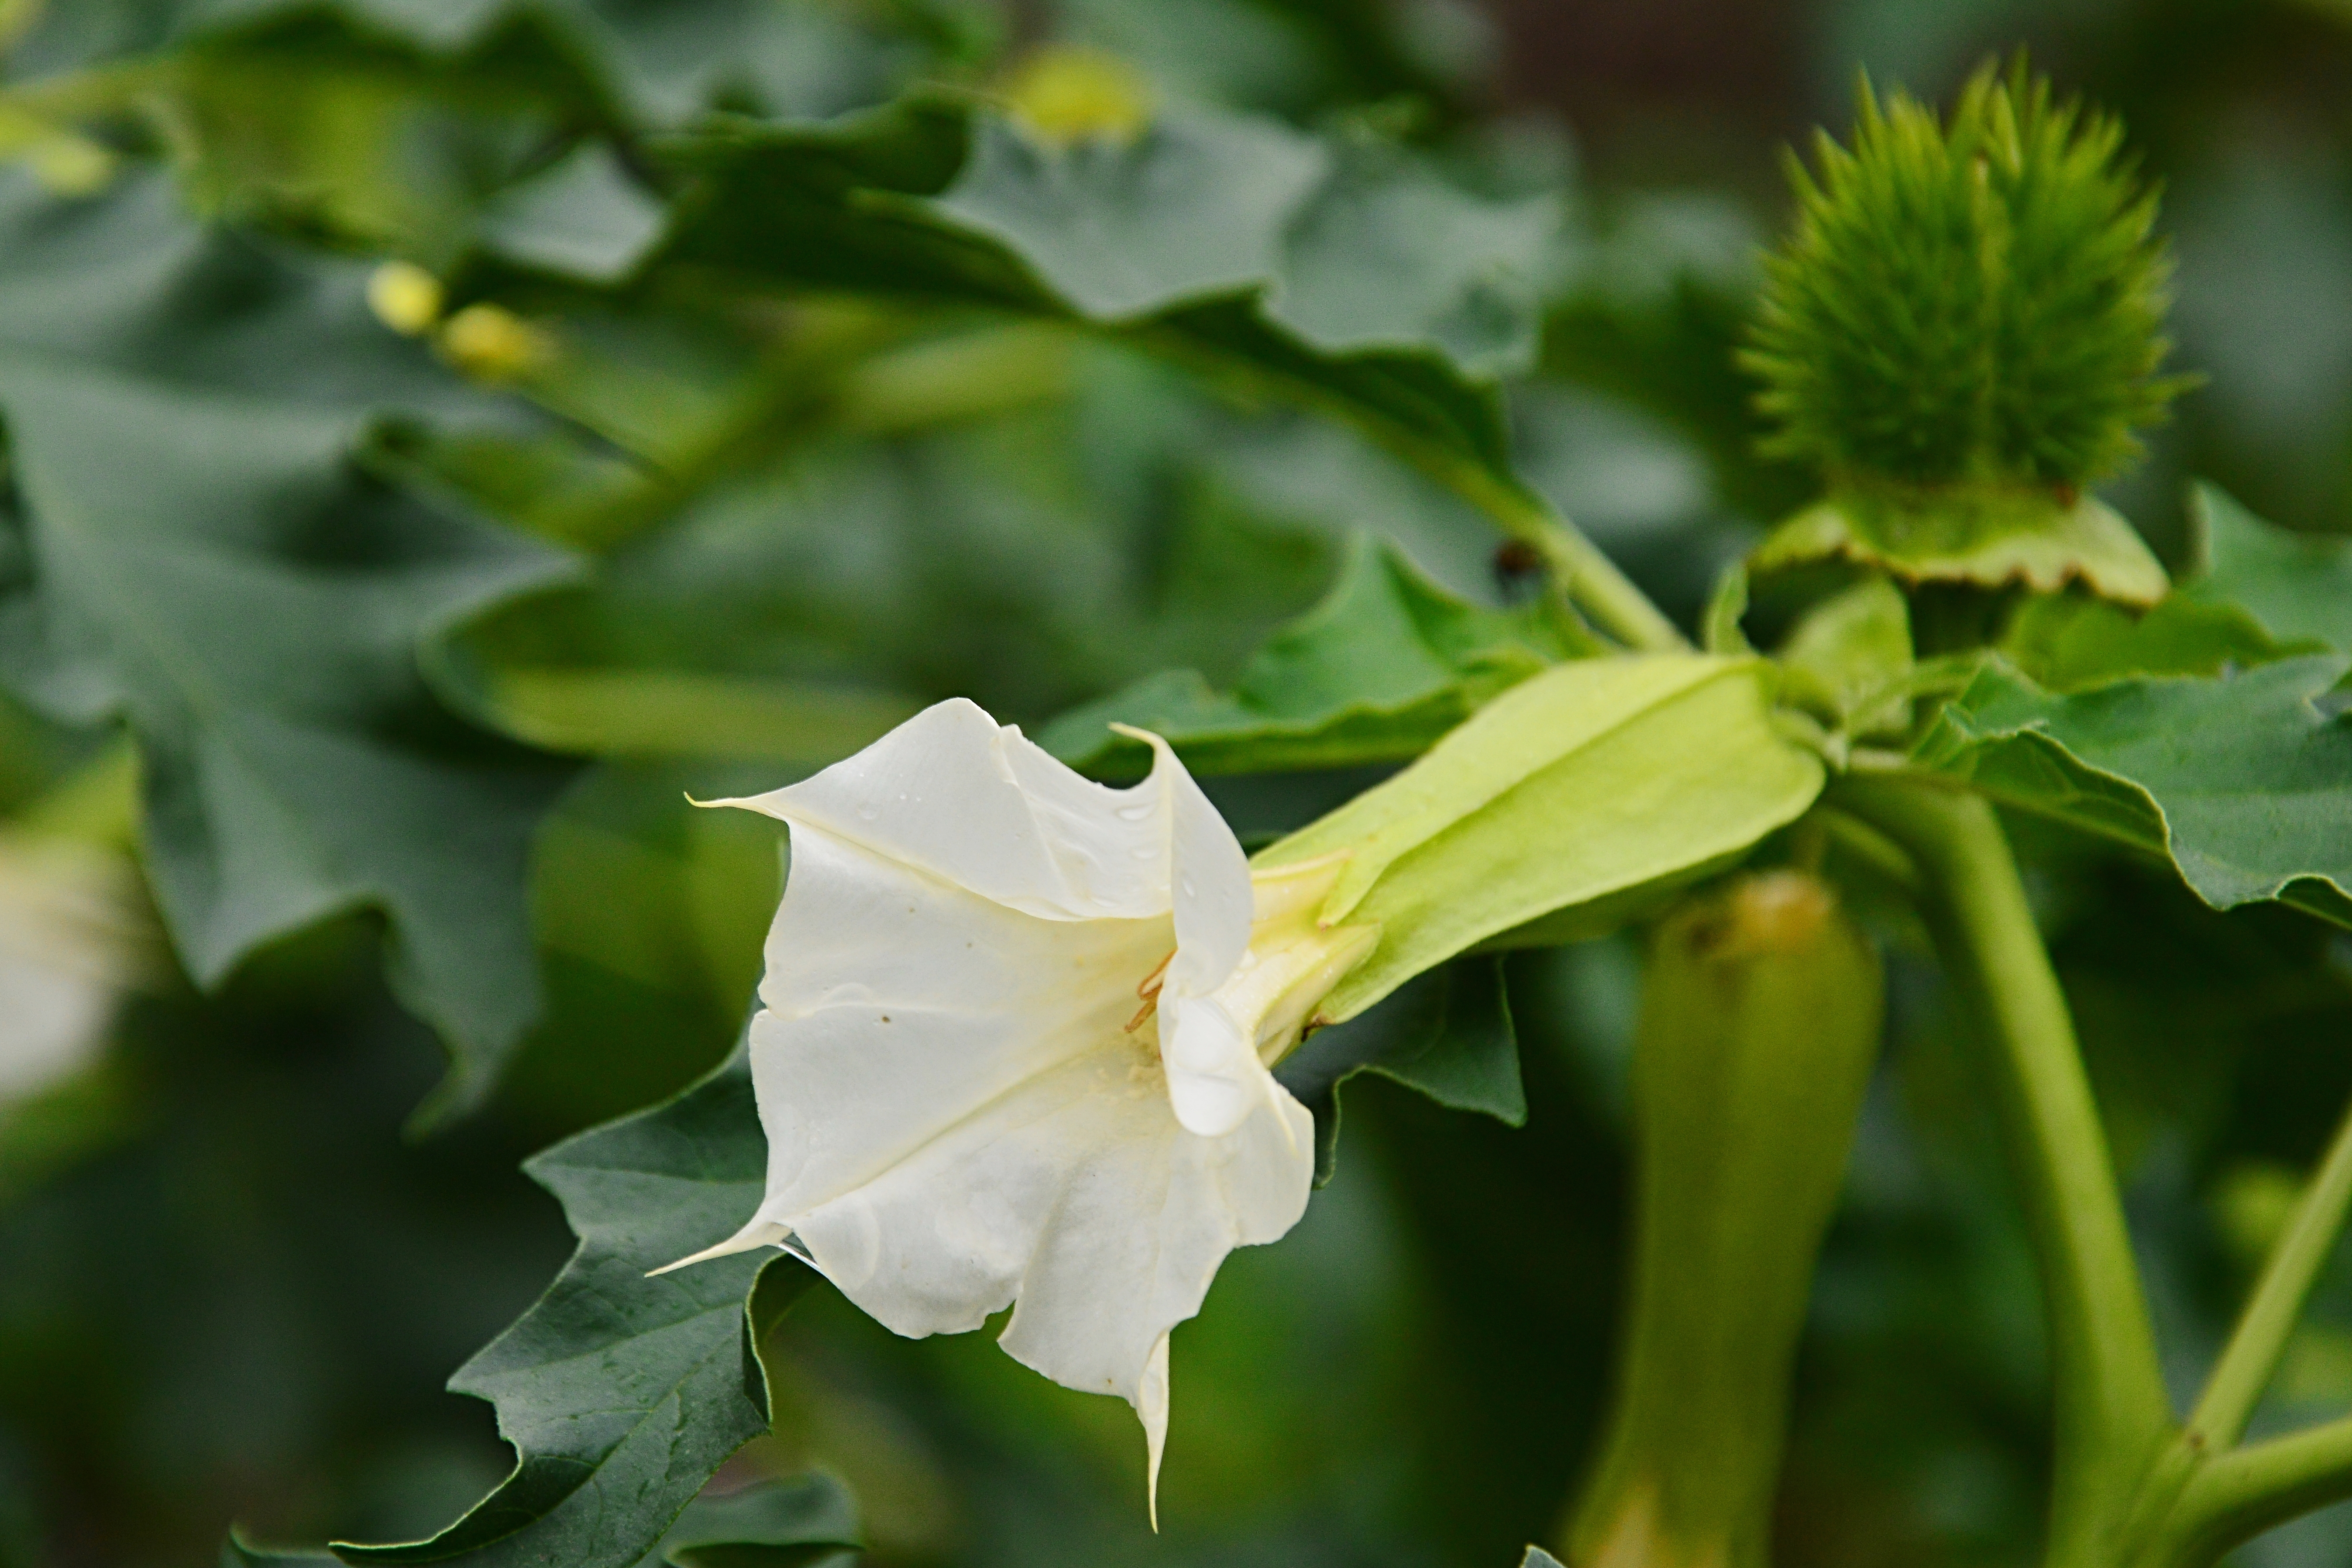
[643,1225,777,1278]
[686,792,769,815]
[1140,1332,1170,1533]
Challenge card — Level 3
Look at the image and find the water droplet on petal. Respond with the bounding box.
[1117,803,1152,821]
[855,804,878,820]
[1180,878,1195,897]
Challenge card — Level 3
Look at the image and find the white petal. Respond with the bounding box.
[1104,727,1257,1134]
[755,1040,1309,1410]
[710,698,1190,922]
[993,1060,1310,1413]
[1150,730,1252,995]
[759,1028,1310,1420]
[741,826,1168,1223]
[1159,993,1274,1138]
[1140,1332,1170,1530]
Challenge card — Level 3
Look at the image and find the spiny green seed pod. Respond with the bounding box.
[1564,870,1883,1568]
[1743,62,2191,496]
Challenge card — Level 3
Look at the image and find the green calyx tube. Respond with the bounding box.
[1566,870,1885,1568]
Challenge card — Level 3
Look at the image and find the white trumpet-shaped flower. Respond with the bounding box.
[657,698,1375,1516]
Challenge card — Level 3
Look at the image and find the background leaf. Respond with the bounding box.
[2186,481,2352,651]
[652,1473,860,1568]
[1042,533,1570,776]
[655,95,1570,549]
[0,168,578,1117]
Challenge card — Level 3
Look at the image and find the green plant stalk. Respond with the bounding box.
[2121,1097,2352,1568]
[2191,1099,2352,1450]
[1456,466,1692,654]
[1131,319,1692,654]
[2157,1415,2352,1566]
[1832,775,2173,1566]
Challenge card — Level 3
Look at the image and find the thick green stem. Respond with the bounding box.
[1832,776,2173,1565]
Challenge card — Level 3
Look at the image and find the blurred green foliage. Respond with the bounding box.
[0,3,2351,1568]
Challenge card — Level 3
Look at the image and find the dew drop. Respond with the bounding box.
[1116,804,1152,821]
[1180,878,1196,897]
[855,803,878,820]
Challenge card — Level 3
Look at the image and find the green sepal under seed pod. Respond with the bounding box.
[1741,62,2193,603]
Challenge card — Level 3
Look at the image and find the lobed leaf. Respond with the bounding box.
[1274,954,1523,1185]
[652,1472,861,1568]
[0,167,579,1118]
[1042,533,1570,776]
[337,1051,821,1568]
[1911,654,2352,926]
[653,94,1566,537]
[2186,481,2352,652]
[1998,589,2303,693]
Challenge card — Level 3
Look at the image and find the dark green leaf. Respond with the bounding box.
[1998,589,2301,692]
[224,1534,342,1567]
[1264,138,1558,376]
[930,111,1328,321]
[0,165,619,1118]
[2187,481,2352,652]
[1041,533,1567,775]
[1748,488,2167,606]
[656,98,1562,531]
[337,1051,819,1568]
[474,142,668,283]
[1911,655,2352,926]
[1274,955,1523,1185]
[652,1474,861,1568]
[0,358,576,1121]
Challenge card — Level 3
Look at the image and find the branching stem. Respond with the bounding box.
[2161,1416,2352,1566]
[2192,1099,2352,1450]
[2113,1097,2352,1568]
